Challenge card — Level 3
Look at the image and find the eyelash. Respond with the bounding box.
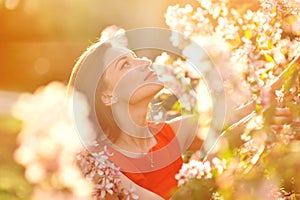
[121,61,130,69]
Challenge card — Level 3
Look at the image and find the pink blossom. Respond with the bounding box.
[175,157,227,186]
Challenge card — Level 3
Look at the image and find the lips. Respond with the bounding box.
[144,71,157,81]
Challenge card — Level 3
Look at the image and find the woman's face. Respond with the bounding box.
[100,47,163,104]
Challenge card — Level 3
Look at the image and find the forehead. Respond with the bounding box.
[103,47,133,68]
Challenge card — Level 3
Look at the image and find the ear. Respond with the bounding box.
[101,94,118,106]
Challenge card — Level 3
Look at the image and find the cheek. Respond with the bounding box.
[112,71,143,98]
[112,70,164,102]
[113,75,140,100]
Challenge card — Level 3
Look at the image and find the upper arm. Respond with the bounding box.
[167,114,200,152]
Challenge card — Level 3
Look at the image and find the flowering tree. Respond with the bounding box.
[164,0,300,199]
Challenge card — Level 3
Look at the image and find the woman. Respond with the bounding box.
[68,41,294,199]
[69,41,200,199]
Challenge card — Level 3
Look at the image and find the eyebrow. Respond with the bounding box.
[115,55,128,68]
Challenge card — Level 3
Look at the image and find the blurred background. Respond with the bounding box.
[1,0,300,199]
[0,0,198,199]
[0,0,200,93]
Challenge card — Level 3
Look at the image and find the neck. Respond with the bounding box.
[111,98,157,155]
[128,99,150,127]
[111,98,151,136]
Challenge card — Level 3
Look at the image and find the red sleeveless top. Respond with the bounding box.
[108,123,183,199]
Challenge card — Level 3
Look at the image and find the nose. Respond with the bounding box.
[135,57,152,70]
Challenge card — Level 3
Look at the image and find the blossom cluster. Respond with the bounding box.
[12,82,94,199]
[76,145,139,200]
[175,157,226,187]
[165,0,300,97]
[153,52,214,140]
[99,25,128,47]
[12,82,139,200]
[153,53,202,113]
[166,0,300,199]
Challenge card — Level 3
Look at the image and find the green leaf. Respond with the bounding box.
[172,101,182,111]
[260,73,266,81]
[284,15,298,24]
[286,102,300,119]
[268,40,272,49]
[245,29,252,39]
[263,105,276,126]
[172,178,216,200]
[255,104,263,113]
[264,54,274,63]
[283,66,299,92]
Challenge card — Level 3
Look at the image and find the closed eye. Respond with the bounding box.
[120,60,130,69]
[116,53,135,70]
